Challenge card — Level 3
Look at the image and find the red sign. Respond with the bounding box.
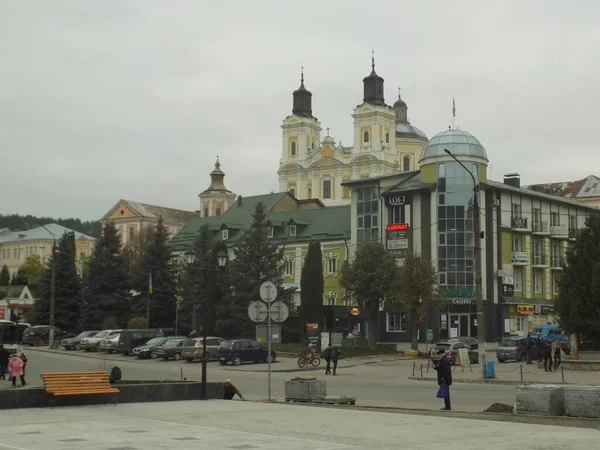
[0,306,5,320]
[386,223,409,232]
[517,305,534,314]
[306,323,319,332]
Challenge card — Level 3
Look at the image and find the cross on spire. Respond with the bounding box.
[371,50,375,70]
[326,127,330,136]
[398,86,401,97]
[301,66,304,83]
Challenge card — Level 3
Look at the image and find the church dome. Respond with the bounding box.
[419,129,488,163]
[393,96,407,110]
[396,122,428,140]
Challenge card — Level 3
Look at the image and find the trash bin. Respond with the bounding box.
[486,360,495,379]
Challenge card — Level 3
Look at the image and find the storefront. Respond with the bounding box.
[501,298,557,336]
[439,297,479,340]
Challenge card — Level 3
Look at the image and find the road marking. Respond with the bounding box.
[0,443,31,450]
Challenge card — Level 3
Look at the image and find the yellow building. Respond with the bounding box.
[278,57,428,206]
[0,224,95,276]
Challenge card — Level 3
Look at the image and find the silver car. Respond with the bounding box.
[83,329,114,351]
[98,331,121,353]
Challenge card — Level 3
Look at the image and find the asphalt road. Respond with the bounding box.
[14,349,517,412]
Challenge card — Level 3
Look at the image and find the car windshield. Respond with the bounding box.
[165,339,181,347]
[433,343,451,350]
[532,327,546,334]
[95,331,110,339]
[146,337,165,346]
[500,338,519,347]
[107,332,119,339]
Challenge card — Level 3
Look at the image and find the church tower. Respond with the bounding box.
[351,54,397,170]
[279,69,322,198]
[198,158,237,217]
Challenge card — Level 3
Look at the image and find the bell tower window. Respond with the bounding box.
[322,180,332,199]
[216,204,222,216]
[290,141,296,156]
[403,155,411,172]
[385,132,390,144]
[363,131,370,143]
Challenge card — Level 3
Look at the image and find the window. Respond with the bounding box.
[289,187,296,197]
[553,275,560,295]
[322,180,332,199]
[215,205,222,216]
[511,203,521,218]
[551,212,560,226]
[439,272,447,285]
[403,155,411,172]
[512,236,522,252]
[534,270,542,293]
[363,131,370,143]
[203,206,209,217]
[389,204,406,224]
[569,215,577,230]
[324,294,336,306]
[326,257,337,274]
[439,233,446,245]
[283,259,293,277]
[357,188,379,244]
[79,251,85,261]
[385,132,390,143]
[307,186,312,198]
[533,208,541,225]
[221,229,229,240]
[290,141,296,156]
[267,227,274,238]
[387,313,406,332]
[514,269,522,291]
[128,225,136,241]
[13,249,17,258]
[289,225,296,236]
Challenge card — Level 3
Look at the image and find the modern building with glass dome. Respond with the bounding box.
[343,128,596,345]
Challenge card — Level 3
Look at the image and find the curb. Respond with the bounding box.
[406,376,580,386]
[25,347,170,366]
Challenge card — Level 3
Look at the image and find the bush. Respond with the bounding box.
[127,317,148,329]
[102,316,118,330]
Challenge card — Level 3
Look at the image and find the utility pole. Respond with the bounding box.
[444,150,486,378]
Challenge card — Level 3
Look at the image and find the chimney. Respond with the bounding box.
[503,173,520,188]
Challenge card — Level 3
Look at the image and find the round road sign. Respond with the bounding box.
[269,301,289,323]
[259,281,278,303]
[248,301,268,323]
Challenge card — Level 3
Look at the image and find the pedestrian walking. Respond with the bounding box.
[0,344,8,380]
[7,353,26,387]
[525,335,533,364]
[553,339,562,371]
[18,349,27,377]
[323,343,333,375]
[331,345,340,376]
[543,339,553,372]
[434,349,452,411]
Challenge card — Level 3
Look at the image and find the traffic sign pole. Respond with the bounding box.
[267,296,271,401]
[259,281,277,401]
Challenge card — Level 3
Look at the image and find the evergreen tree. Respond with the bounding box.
[81,222,132,329]
[556,212,600,358]
[35,232,82,330]
[0,265,9,287]
[218,202,290,338]
[300,241,324,329]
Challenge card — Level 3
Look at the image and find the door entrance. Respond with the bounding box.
[449,314,470,338]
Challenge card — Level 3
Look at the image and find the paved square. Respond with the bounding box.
[1,401,599,450]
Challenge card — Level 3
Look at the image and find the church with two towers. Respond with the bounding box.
[278,57,429,206]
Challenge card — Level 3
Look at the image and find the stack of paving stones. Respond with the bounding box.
[284,377,326,403]
[516,384,600,418]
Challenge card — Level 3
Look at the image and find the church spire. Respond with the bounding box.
[292,66,313,118]
[363,51,385,106]
[204,156,230,193]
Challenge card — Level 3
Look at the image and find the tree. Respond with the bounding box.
[556,212,600,359]
[127,317,149,329]
[35,232,82,330]
[300,241,324,329]
[0,265,9,287]
[341,242,402,350]
[394,252,444,351]
[14,255,45,286]
[81,222,132,329]
[218,202,292,338]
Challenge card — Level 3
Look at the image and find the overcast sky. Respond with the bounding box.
[1,1,599,221]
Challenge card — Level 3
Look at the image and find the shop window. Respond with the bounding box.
[387,312,406,332]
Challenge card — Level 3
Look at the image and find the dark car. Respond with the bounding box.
[218,339,276,366]
[60,331,101,350]
[445,336,479,350]
[118,329,164,356]
[135,336,187,359]
[430,342,479,365]
[21,326,70,346]
[152,337,187,360]
[497,336,541,363]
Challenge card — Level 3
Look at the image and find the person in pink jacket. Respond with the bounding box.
[8,354,26,387]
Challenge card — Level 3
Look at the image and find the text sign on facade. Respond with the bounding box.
[502,284,514,296]
[385,195,410,206]
[386,224,410,257]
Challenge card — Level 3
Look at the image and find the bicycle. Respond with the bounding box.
[297,352,321,368]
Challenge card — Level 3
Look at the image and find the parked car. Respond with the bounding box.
[21,326,70,346]
[83,329,115,351]
[60,331,101,350]
[152,337,187,360]
[218,339,276,366]
[181,336,225,362]
[429,341,479,365]
[529,324,562,341]
[133,336,171,359]
[444,336,479,350]
[497,336,542,363]
[99,331,122,353]
[118,329,164,355]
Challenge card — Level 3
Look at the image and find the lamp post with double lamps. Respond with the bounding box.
[38,223,57,348]
[184,248,228,399]
[443,149,487,378]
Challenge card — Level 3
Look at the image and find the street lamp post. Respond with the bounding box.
[38,224,57,349]
[184,249,228,399]
[443,149,487,378]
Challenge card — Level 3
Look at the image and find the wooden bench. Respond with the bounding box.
[42,372,120,398]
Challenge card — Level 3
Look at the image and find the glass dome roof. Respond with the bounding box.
[419,129,488,162]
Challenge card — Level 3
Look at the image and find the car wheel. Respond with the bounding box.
[233,356,242,366]
[174,353,182,361]
[219,360,227,366]
[268,354,276,363]
[151,353,158,359]
[185,358,193,363]
[37,337,46,346]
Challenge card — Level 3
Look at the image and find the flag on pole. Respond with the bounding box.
[148,270,153,295]
[452,98,456,118]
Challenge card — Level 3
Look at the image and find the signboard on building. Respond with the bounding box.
[517,305,534,314]
[0,306,5,320]
[386,223,410,258]
[448,298,477,305]
[385,195,410,207]
[541,306,555,315]
[511,252,529,264]
[306,323,320,347]
[443,287,475,298]
[502,284,514,296]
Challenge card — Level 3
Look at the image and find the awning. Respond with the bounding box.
[501,296,554,306]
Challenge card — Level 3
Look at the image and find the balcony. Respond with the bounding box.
[532,221,549,235]
[532,253,549,267]
[550,224,568,239]
[551,255,564,269]
[511,217,528,232]
[511,251,529,265]
[569,228,581,241]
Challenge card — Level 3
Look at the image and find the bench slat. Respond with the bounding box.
[42,371,119,397]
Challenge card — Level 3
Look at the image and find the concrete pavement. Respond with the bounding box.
[2,400,599,450]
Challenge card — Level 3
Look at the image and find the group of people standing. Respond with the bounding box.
[525,333,563,371]
[0,345,27,387]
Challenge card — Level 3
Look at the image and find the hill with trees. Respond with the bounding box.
[0,214,101,238]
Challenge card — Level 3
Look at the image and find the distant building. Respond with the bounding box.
[526,175,600,208]
[0,285,35,321]
[0,223,96,276]
[198,158,237,218]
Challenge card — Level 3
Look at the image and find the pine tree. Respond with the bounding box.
[0,265,9,287]
[81,223,131,329]
[556,211,600,358]
[35,232,82,330]
[300,241,324,328]
[218,202,290,338]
